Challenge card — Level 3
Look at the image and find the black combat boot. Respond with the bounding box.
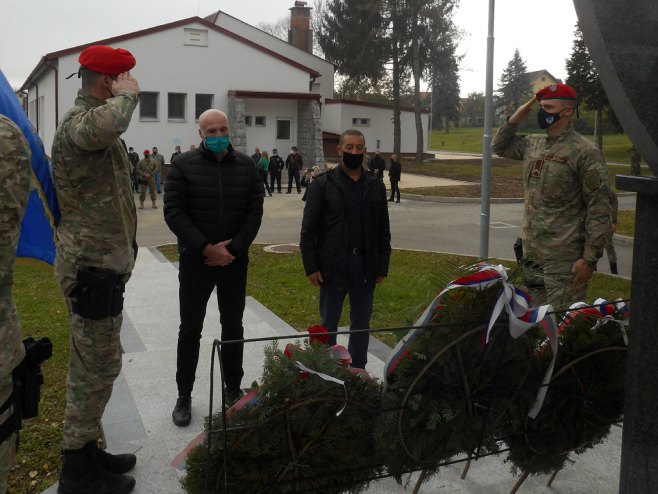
[87,441,136,474]
[58,446,135,494]
[172,395,192,426]
[610,262,618,275]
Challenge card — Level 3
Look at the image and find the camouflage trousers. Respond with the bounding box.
[139,178,156,203]
[55,256,125,450]
[525,258,587,308]
[604,235,617,264]
[0,374,18,494]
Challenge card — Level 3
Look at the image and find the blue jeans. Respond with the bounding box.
[155,170,162,193]
[319,255,374,369]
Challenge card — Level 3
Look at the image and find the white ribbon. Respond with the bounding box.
[295,361,348,417]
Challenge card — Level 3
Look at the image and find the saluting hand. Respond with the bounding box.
[112,72,140,96]
[508,95,538,125]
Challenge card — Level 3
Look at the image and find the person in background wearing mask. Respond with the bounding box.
[491,83,611,306]
[170,144,182,163]
[164,109,263,426]
[269,148,284,193]
[300,129,391,369]
[151,146,164,194]
[285,146,303,194]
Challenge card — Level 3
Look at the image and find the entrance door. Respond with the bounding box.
[275,118,293,153]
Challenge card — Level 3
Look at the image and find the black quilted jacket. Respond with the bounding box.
[164,143,264,258]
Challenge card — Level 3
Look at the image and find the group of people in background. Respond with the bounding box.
[250,145,403,203]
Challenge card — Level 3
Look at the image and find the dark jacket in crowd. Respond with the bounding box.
[389,160,402,181]
[300,166,391,290]
[369,155,386,176]
[269,154,285,173]
[286,152,303,172]
[164,143,264,259]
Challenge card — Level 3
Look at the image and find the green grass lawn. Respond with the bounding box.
[430,127,638,164]
[616,210,635,237]
[11,247,631,492]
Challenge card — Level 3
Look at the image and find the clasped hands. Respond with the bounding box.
[203,240,235,267]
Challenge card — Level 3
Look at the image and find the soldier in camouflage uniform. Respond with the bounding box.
[136,150,157,209]
[51,45,140,494]
[0,115,31,494]
[492,83,612,307]
[604,189,619,274]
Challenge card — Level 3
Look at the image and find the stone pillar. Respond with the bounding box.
[227,95,247,154]
[297,100,325,169]
[572,2,658,492]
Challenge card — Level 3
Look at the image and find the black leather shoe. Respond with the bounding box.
[172,395,192,426]
[224,388,244,408]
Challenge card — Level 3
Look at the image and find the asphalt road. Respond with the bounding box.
[136,189,634,279]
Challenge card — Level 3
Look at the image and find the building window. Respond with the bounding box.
[245,116,252,127]
[184,28,208,47]
[352,117,370,127]
[139,92,159,120]
[376,139,381,149]
[277,119,291,140]
[195,94,213,120]
[255,116,266,127]
[168,93,186,121]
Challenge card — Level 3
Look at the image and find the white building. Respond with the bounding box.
[20,1,428,165]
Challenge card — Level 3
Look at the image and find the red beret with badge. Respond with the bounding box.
[536,83,577,101]
[143,149,150,155]
[78,45,136,75]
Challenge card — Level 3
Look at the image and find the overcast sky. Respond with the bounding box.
[1,0,578,96]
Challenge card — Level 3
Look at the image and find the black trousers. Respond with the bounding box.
[287,170,301,192]
[269,171,281,192]
[176,254,248,396]
[389,179,400,201]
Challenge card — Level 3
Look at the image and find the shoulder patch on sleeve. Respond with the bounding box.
[584,169,602,190]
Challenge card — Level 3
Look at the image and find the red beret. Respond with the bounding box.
[143,149,150,155]
[536,83,577,101]
[78,45,136,75]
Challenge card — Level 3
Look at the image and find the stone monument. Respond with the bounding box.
[572,1,658,493]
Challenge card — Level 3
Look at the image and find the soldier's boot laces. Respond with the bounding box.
[57,442,136,494]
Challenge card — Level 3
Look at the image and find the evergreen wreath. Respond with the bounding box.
[182,340,383,494]
[376,282,539,482]
[505,302,628,476]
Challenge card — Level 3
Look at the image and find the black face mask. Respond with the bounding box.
[342,151,364,170]
[537,108,562,129]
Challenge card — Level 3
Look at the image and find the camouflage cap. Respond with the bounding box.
[78,45,136,75]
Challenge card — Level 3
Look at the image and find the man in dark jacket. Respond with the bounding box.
[300,129,391,369]
[269,148,285,193]
[285,146,303,193]
[164,109,264,427]
[368,149,386,180]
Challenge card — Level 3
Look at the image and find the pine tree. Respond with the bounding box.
[497,49,532,116]
[317,0,388,87]
[566,24,609,149]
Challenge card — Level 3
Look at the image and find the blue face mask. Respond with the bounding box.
[205,135,230,153]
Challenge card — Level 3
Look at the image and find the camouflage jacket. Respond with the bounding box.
[51,90,138,274]
[0,116,31,376]
[491,119,612,263]
[137,158,157,179]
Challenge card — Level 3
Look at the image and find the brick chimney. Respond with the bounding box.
[288,1,313,54]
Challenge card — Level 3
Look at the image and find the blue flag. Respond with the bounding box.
[0,69,60,265]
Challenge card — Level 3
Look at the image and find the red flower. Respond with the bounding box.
[307,325,329,345]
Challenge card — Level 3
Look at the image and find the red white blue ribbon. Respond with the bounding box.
[385,263,558,418]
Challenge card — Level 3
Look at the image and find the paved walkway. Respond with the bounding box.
[43,246,621,493]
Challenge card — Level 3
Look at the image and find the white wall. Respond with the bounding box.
[321,103,429,154]
[215,12,334,102]
[32,21,318,159]
[243,99,297,154]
